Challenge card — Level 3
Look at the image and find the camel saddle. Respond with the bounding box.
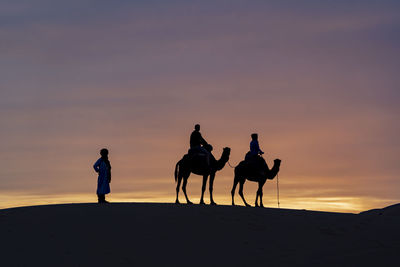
[244,152,267,171]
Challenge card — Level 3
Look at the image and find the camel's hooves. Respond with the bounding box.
[210,202,217,206]
[175,200,180,204]
[245,204,251,207]
[187,201,193,205]
[199,201,205,205]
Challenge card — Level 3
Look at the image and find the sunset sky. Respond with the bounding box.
[1,0,399,212]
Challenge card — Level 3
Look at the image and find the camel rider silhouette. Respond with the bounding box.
[250,133,264,156]
[245,133,265,166]
[189,124,211,163]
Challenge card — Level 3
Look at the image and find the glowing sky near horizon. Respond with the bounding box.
[1,0,399,212]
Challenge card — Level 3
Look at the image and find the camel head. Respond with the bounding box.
[215,147,231,171]
[267,158,281,180]
[222,147,231,161]
[274,159,281,167]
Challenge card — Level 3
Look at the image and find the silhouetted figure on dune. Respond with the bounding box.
[175,125,230,205]
[93,148,112,203]
[232,134,281,207]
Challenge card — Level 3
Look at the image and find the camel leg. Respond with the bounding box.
[255,181,262,207]
[182,174,192,205]
[231,175,240,206]
[255,190,259,207]
[209,172,216,205]
[175,173,183,204]
[259,181,265,208]
[239,179,250,207]
[200,175,208,205]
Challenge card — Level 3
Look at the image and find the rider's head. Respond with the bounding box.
[251,133,258,140]
[100,148,109,158]
[194,124,200,131]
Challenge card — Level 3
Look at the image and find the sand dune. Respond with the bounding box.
[0,203,399,267]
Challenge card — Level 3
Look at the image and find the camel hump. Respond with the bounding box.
[240,155,268,175]
[234,160,247,172]
[188,146,209,156]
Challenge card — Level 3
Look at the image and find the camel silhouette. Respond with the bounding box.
[231,157,281,207]
[174,147,231,205]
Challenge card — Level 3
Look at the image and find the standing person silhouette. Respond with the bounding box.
[93,148,111,203]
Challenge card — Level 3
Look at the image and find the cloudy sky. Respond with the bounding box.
[1,0,399,212]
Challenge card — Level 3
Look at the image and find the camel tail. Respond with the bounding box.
[174,160,181,183]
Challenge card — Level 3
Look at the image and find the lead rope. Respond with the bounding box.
[277,173,280,208]
[227,160,237,168]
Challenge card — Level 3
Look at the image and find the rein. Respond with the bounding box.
[227,160,237,168]
[276,173,280,208]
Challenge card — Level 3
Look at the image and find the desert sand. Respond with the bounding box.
[0,203,399,267]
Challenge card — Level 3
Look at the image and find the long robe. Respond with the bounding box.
[93,158,111,195]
